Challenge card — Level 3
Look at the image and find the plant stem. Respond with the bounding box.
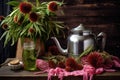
[76,45,94,62]
[23,0,28,1]
[36,0,40,7]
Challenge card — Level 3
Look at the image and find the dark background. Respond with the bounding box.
[0,0,16,64]
[0,0,120,64]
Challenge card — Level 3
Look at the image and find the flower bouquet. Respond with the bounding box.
[0,0,65,71]
[0,0,64,46]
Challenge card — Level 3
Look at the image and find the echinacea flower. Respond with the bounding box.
[29,12,38,22]
[2,24,8,30]
[47,1,58,12]
[48,60,56,68]
[65,57,83,71]
[13,15,18,23]
[65,57,77,68]
[87,51,104,68]
[48,45,59,55]
[14,15,24,25]
[0,16,4,21]
[57,62,65,68]
[19,2,32,14]
[80,55,89,65]
[28,28,35,34]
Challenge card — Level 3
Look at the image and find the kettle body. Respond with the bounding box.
[67,31,95,57]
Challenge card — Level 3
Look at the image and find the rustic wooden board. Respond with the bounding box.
[0,60,120,80]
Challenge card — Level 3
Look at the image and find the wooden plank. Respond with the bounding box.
[0,63,120,80]
[61,4,120,17]
[58,16,120,26]
[62,9,120,16]
[63,3,120,9]
[83,0,120,4]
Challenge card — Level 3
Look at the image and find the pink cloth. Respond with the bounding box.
[112,56,120,67]
[36,59,49,71]
[35,65,115,80]
[47,65,104,80]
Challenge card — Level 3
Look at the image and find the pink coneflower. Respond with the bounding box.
[87,51,104,68]
[28,28,35,34]
[2,24,8,30]
[13,15,18,23]
[48,60,56,68]
[19,2,32,14]
[0,16,5,21]
[13,15,24,25]
[80,55,89,65]
[65,57,77,68]
[29,12,38,22]
[65,57,83,71]
[57,62,65,68]
[48,45,59,55]
[47,1,58,12]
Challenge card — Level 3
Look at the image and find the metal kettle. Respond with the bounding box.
[51,24,106,57]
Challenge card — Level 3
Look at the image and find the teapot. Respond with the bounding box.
[51,24,106,57]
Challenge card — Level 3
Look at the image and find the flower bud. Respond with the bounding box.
[19,2,32,14]
[29,12,38,22]
[47,1,58,12]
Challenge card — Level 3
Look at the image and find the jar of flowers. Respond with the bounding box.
[0,0,64,71]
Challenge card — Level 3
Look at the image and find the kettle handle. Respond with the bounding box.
[96,32,106,52]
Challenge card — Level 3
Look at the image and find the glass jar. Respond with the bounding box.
[22,41,37,71]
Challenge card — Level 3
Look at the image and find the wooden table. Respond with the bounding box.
[0,59,120,80]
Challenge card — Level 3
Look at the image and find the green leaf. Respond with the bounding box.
[33,23,42,36]
[0,20,6,26]
[46,9,50,15]
[56,27,59,34]
[11,37,15,46]
[9,8,19,17]
[78,45,94,59]
[36,0,40,7]
[55,24,64,28]
[41,2,48,5]
[40,26,45,32]
[4,31,11,46]
[7,1,20,7]
[20,23,32,36]
[36,21,42,26]
[22,14,29,23]
[6,17,13,25]
[0,31,8,40]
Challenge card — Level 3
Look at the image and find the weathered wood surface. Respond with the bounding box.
[0,59,120,80]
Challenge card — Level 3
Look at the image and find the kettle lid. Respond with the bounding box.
[71,24,85,33]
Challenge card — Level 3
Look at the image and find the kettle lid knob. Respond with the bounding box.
[71,24,85,33]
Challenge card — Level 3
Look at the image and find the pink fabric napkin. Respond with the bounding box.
[35,55,120,80]
[36,59,49,71]
[47,65,104,80]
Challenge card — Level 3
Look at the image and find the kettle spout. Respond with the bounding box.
[51,37,67,55]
